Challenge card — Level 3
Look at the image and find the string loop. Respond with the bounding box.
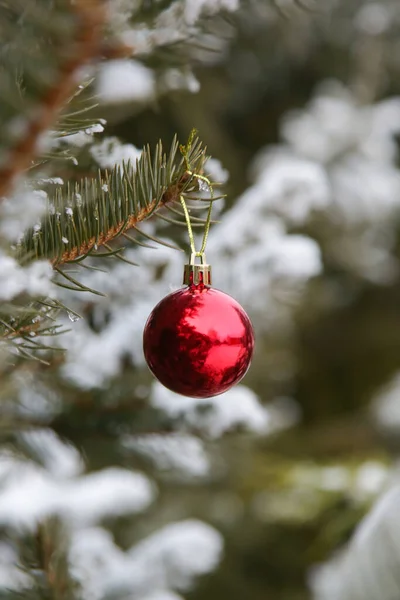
[180,171,214,259]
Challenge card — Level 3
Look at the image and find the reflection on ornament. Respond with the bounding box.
[143,259,254,398]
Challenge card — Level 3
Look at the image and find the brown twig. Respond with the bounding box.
[0,0,107,199]
[3,319,42,340]
[53,182,183,265]
[35,518,78,598]
[100,40,135,59]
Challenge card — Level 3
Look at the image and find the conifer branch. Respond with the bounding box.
[1,135,209,358]
[55,194,176,266]
[0,0,107,199]
[9,517,82,600]
[19,136,208,267]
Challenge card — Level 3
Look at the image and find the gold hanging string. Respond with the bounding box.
[180,173,214,259]
[179,129,214,259]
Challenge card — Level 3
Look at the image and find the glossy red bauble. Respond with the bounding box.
[143,283,254,398]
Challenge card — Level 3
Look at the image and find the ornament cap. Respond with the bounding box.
[183,253,212,286]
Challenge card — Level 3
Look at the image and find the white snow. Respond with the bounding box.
[208,214,322,314]
[184,0,239,25]
[266,234,323,280]
[54,130,99,149]
[90,136,142,168]
[310,481,399,600]
[0,251,54,301]
[331,156,400,225]
[0,453,155,529]
[127,520,223,591]
[151,382,270,439]
[249,152,331,225]
[161,69,200,94]
[317,466,351,493]
[19,428,83,478]
[355,3,391,35]
[281,82,368,164]
[353,462,388,497]
[123,433,210,478]
[60,299,153,388]
[60,243,181,388]
[0,189,47,242]
[35,177,64,185]
[70,520,223,599]
[85,124,105,135]
[141,592,184,600]
[263,81,400,284]
[97,59,155,104]
[0,542,29,591]
[205,157,230,184]
[69,527,128,600]
[281,82,400,225]
[372,372,400,435]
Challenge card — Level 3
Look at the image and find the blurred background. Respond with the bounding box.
[3,1,400,599]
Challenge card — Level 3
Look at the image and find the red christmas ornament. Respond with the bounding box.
[143,257,254,398]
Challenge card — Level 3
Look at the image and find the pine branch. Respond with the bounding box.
[0,300,67,365]
[6,517,82,600]
[0,0,107,199]
[19,135,208,267]
[0,135,209,356]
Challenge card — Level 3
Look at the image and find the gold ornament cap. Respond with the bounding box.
[183,253,212,286]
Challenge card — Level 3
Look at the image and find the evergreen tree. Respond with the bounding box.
[0,2,261,599]
[3,1,400,599]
